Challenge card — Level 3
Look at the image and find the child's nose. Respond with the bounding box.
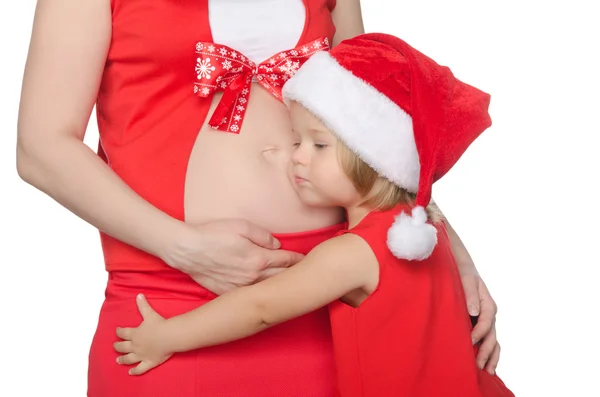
[291,145,308,165]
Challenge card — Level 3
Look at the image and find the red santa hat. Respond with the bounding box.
[282,33,492,261]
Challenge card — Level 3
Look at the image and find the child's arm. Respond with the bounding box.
[114,233,376,375]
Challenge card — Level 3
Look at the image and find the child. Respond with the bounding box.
[114,33,514,397]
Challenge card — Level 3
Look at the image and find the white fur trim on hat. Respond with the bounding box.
[387,206,437,260]
[282,51,420,193]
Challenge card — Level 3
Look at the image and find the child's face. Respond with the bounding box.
[288,102,362,208]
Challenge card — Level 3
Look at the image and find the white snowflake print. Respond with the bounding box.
[216,76,222,83]
[207,44,215,53]
[240,55,246,62]
[218,47,228,56]
[313,41,322,49]
[279,60,300,77]
[241,88,249,95]
[282,75,289,81]
[201,87,210,96]
[265,67,273,73]
[301,46,309,54]
[222,59,233,71]
[220,81,228,88]
[221,117,227,124]
[233,115,241,122]
[194,85,199,94]
[269,58,276,65]
[195,43,204,52]
[324,38,329,46]
[290,50,298,56]
[196,58,216,80]
[236,105,245,112]
[238,97,247,104]
[231,51,238,59]
[230,125,239,132]
[278,52,287,59]
[269,74,279,81]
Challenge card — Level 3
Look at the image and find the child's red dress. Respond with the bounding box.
[329,205,515,397]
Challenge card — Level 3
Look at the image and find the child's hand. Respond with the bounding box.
[113,294,173,375]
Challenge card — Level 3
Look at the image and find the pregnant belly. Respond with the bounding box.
[184,85,344,233]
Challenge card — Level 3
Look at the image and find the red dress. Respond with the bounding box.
[329,205,514,397]
[88,0,341,396]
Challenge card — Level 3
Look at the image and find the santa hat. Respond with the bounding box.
[282,33,492,261]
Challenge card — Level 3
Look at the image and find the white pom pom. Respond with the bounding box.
[387,206,438,261]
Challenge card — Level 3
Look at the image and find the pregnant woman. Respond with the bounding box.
[16,0,500,395]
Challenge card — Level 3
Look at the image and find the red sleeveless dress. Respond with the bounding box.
[329,205,514,397]
[88,1,341,396]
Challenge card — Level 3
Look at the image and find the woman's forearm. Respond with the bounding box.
[445,219,478,274]
[15,0,189,265]
[16,136,185,261]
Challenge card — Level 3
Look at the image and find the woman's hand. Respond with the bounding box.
[442,217,500,375]
[161,219,305,295]
[114,294,172,376]
[460,268,500,375]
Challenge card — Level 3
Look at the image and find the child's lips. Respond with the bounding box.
[294,175,309,184]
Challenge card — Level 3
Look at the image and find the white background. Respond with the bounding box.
[1,0,599,396]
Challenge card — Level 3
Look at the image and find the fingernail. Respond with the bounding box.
[137,293,144,300]
[273,238,281,249]
[468,305,479,316]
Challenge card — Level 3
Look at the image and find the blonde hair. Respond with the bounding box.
[337,143,444,223]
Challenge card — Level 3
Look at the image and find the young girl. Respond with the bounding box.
[114,33,513,396]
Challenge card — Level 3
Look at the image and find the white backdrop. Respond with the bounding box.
[1,1,599,396]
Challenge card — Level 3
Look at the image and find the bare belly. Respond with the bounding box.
[184,84,345,232]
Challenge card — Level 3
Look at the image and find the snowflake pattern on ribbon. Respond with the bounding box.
[193,37,330,133]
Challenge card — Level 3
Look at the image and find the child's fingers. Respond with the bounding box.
[136,294,157,320]
[116,353,140,365]
[116,327,133,340]
[113,340,133,354]
[129,361,154,376]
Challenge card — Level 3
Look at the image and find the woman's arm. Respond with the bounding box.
[443,214,500,374]
[114,234,376,375]
[331,0,365,46]
[16,1,301,293]
[16,0,184,259]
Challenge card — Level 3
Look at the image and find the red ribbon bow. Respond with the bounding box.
[193,37,330,133]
